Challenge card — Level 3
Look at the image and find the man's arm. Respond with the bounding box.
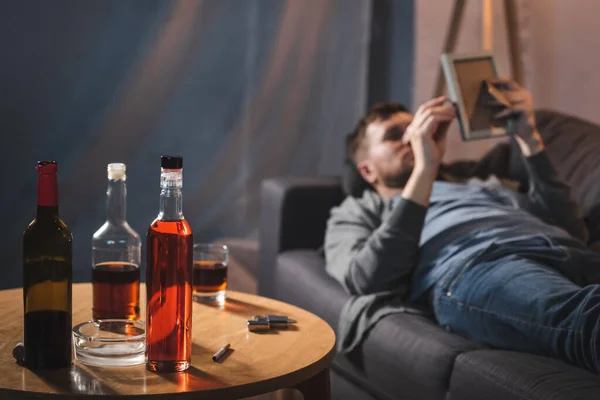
[325,196,427,296]
[519,143,588,242]
[493,78,589,242]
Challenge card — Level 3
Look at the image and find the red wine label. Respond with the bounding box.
[36,164,58,206]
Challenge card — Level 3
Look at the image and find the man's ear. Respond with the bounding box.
[356,160,377,185]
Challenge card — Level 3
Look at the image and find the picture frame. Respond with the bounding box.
[441,52,508,141]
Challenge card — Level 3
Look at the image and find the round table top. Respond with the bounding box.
[0,283,336,399]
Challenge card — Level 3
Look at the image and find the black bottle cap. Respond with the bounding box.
[161,156,183,169]
[36,160,58,173]
[37,160,57,166]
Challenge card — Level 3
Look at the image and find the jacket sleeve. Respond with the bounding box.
[523,151,589,242]
[324,197,427,296]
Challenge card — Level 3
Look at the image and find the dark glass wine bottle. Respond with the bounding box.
[22,161,73,369]
[145,156,193,372]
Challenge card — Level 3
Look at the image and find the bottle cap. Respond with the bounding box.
[107,163,126,180]
[36,160,57,174]
[247,319,270,332]
[161,156,183,169]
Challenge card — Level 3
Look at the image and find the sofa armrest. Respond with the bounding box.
[258,177,343,297]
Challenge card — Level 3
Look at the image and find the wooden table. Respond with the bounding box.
[0,284,336,399]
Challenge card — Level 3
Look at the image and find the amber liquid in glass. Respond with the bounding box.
[92,262,140,320]
[193,261,227,292]
[146,219,193,372]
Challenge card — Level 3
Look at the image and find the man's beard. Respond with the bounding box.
[380,167,414,188]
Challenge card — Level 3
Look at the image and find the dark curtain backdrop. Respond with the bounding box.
[0,0,370,289]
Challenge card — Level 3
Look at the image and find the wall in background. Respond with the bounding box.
[525,0,600,124]
[367,0,414,109]
[0,0,370,289]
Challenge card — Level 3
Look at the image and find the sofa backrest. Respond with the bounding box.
[258,177,343,297]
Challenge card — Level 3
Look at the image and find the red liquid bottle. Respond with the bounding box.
[145,156,193,372]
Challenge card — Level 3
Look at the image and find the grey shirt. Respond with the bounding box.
[325,151,588,353]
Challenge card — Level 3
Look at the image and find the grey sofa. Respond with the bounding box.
[258,110,600,399]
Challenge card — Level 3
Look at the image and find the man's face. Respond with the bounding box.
[358,111,415,188]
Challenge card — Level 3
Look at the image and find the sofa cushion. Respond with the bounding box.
[449,350,600,400]
[274,250,348,329]
[330,368,378,400]
[275,250,482,400]
[273,250,397,400]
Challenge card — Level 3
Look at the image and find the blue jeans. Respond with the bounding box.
[432,237,600,373]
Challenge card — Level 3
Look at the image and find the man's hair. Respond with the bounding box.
[346,102,409,163]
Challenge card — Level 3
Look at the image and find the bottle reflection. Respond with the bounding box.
[70,367,108,395]
[174,371,190,391]
[21,364,116,395]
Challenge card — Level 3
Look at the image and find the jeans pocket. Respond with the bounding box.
[445,243,500,296]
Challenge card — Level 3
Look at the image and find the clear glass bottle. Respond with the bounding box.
[92,163,141,321]
[145,156,193,372]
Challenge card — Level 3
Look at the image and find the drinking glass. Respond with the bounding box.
[192,243,228,306]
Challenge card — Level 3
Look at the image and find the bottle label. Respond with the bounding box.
[24,280,70,312]
[37,164,58,207]
[23,256,71,313]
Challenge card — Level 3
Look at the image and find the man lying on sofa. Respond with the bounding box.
[324,79,600,374]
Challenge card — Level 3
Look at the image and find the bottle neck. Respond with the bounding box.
[37,172,59,217]
[159,188,183,221]
[37,205,59,218]
[107,178,127,224]
[158,168,183,221]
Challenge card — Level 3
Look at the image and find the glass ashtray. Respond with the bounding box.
[72,319,145,367]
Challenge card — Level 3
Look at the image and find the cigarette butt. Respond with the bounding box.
[212,343,231,362]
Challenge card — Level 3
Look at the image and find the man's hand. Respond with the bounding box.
[491,78,545,157]
[400,97,455,207]
[403,96,456,174]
